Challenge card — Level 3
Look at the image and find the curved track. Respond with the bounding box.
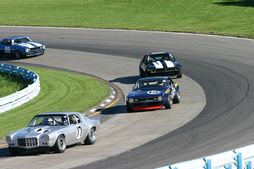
[0,27,254,169]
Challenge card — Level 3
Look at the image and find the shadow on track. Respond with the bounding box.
[0,147,11,158]
[109,75,140,84]
[100,104,159,116]
[215,0,254,7]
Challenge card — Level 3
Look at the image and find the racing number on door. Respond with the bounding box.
[76,126,82,139]
[4,47,11,53]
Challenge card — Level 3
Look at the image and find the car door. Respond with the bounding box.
[68,114,86,144]
[140,55,147,71]
[2,39,12,54]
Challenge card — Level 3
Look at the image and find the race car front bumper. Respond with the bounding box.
[128,102,164,111]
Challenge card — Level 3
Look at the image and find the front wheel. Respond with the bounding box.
[126,103,133,112]
[84,128,96,145]
[165,97,173,109]
[15,51,23,59]
[140,69,146,78]
[176,72,182,78]
[8,147,21,156]
[173,91,180,104]
[54,135,66,153]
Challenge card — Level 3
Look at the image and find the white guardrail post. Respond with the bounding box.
[159,145,254,169]
[0,63,40,113]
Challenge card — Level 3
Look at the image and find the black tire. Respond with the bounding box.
[165,97,173,109]
[84,128,96,145]
[8,147,20,156]
[176,72,182,78]
[173,91,180,104]
[15,51,23,59]
[54,135,66,153]
[126,104,133,112]
[140,69,146,78]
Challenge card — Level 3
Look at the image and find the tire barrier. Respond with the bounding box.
[0,63,40,113]
[158,145,254,169]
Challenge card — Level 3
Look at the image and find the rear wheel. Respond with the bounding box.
[84,128,96,145]
[165,97,173,109]
[54,135,66,153]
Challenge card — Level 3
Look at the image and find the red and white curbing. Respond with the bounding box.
[88,87,117,115]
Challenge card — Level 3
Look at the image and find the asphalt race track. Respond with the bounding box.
[0,27,254,169]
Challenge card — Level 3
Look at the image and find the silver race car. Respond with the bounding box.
[6,112,100,155]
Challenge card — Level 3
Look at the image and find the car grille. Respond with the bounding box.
[156,67,176,73]
[30,47,41,51]
[134,97,158,103]
[132,102,161,106]
[18,138,38,147]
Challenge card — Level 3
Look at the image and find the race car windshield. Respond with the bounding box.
[148,53,174,62]
[14,37,31,44]
[28,115,69,127]
[134,80,166,89]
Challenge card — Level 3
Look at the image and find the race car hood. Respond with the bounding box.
[128,87,168,98]
[147,60,175,69]
[9,126,64,139]
[17,42,43,49]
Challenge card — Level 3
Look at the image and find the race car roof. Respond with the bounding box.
[4,36,28,40]
[38,112,84,116]
[138,76,170,82]
[146,51,170,55]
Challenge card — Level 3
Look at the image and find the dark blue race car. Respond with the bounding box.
[0,36,46,59]
[126,76,180,112]
[139,52,182,78]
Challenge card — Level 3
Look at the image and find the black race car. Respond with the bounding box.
[139,52,182,78]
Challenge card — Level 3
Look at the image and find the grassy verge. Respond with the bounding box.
[0,66,109,138]
[0,0,253,38]
[0,73,30,97]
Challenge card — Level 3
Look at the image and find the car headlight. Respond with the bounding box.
[42,45,46,49]
[128,98,134,103]
[6,135,12,143]
[158,96,163,101]
[40,134,49,142]
[176,64,181,70]
[25,48,30,53]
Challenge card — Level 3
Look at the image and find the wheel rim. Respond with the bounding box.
[59,137,66,150]
[90,129,96,142]
[169,98,173,106]
[177,93,180,100]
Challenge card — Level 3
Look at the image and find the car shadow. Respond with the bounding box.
[109,75,177,85]
[0,54,39,61]
[100,104,158,116]
[214,0,254,7]
[109,75,140,84]
[0,147,11,157]
[0,144,81,157]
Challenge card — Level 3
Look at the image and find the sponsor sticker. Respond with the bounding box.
[147,90,161,95]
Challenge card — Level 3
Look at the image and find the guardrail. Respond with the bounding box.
[157,145,254,169]
[0,63,40,113]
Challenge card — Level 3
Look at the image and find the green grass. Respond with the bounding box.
[0,73,30,97]
[0,66,109,138]
[0,0,254,38]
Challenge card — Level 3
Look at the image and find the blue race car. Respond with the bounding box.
[126,76,180,112]
[139,52,182,78]
[0,36,46,59]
